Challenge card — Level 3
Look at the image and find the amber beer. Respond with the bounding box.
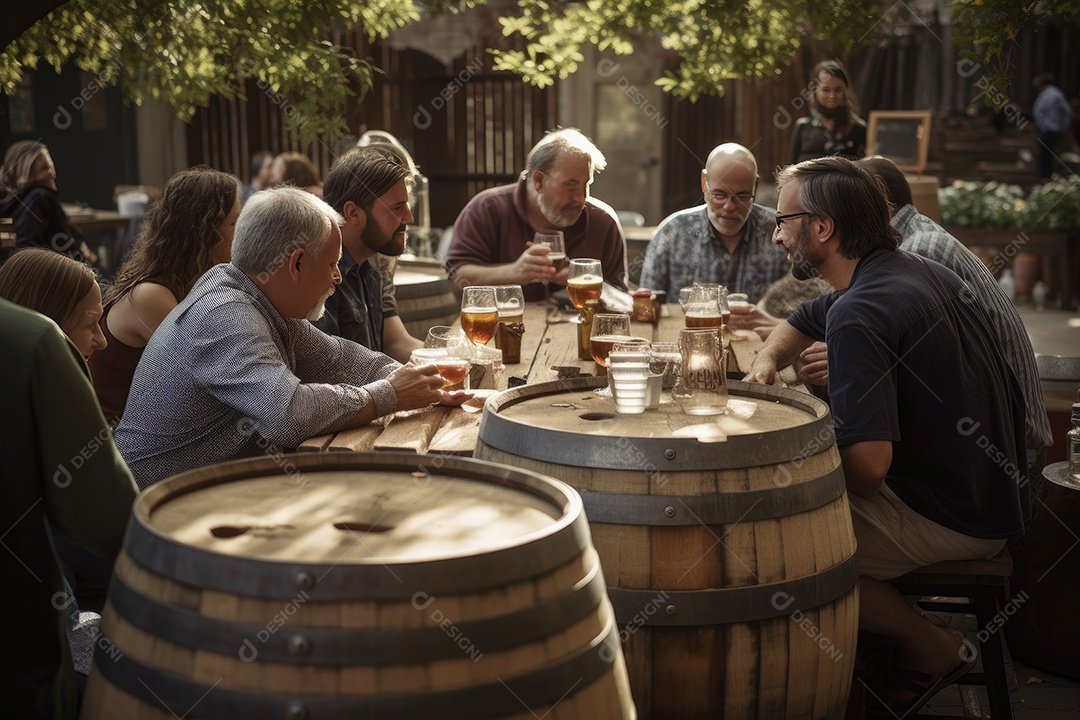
[548,252,569,272]
[567,275,603,310]
[590,334,632,367]
[461,308,499,345]
[684,310,725,328]
[497,311,524,325]
[435,358,470,387]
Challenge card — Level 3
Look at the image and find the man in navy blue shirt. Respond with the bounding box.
[747,157,1027,717]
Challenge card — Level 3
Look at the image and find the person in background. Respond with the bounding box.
[640,143,788,302]
[789,60,867,164]
[1,298,137,719]
[242,150,274,204]
[317,147,424,362]
[0,248,106,360]
[269,151,323,197]
[87,166,241,425]
[443,127,627,300]
[1031,72,1074,180]
[747,157,1026,718]
[114,187,450,489]
[0,141,97,263]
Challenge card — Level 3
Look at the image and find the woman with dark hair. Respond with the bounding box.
[0,141,96,263]
[789,60,867,164]
[0,247,107,359]
[268,151,323,196]
[88,165,241,423]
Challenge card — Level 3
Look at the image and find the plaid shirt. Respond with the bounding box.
[894,204,1052,450]
[640,203,789,303]
[115,264,400,488]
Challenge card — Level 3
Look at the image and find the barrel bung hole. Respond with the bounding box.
[579,412,615,421]
[210,525,250,539]
[334,521,394,534]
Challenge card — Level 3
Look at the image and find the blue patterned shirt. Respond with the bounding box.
[115,264,400,488]
[639,203,789,303]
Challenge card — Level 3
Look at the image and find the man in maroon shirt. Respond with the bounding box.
[442,128,628,301]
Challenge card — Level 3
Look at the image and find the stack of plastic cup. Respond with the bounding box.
[609,348,651,414]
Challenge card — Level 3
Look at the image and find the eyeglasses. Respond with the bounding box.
[775,211,814,229]
[705,187,755,206]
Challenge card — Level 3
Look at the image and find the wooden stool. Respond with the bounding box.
[889,548,1015,719]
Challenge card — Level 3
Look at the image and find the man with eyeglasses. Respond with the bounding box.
[640,143,788,302]
[746,157,1027,717]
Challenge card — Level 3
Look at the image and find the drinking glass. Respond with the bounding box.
[566,258,603,310]
[590,313,632,397]
[609,338,652,414]
[494,285,525,324]
[726,292,749,341]
[534,231,567,271]
[460,286,498,346]
[672,328,728,415]
[534,231,566,302]
[409,347,471,390]
[649,341,681,390]
[426,325,469,350]
[683,283,727,329]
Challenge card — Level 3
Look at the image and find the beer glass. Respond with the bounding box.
[726,292,749,341]
[566,258,603,310]
[460,286,498,346]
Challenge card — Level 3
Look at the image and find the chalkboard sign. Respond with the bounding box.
[866,111,931,174]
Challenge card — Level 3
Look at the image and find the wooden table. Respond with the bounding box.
[298,302,805,457]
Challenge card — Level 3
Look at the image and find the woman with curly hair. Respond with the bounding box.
[88,166,241,423]
[789,60,867,164]
[0,247,107,359]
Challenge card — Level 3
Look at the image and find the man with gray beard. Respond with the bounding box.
[115,187,445,489]
[443,127,628,301]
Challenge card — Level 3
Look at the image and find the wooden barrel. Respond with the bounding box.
[394,258,458,339]
[475,377,858,720]
[1005,462,1080,680]
[81,452,635,719]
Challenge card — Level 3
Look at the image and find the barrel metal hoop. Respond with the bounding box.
[478,377,835,471]
[126,453,589,600]
[106,557,608,666]
[606,553,858,626]
[92,616,623,719]
[579,465,845,525]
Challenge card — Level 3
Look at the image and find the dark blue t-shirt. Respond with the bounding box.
[789,249,1027,539]
[314,249,384,352]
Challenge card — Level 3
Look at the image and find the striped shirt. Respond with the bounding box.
[640,203,789,303]
[894,204,1052,450]
[115,264,400,489]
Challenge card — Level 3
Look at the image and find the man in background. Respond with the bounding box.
[443,127,627,300]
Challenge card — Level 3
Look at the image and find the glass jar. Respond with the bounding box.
[672,328,728,415]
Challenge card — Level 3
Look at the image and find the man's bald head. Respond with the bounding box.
[705,143,758,178]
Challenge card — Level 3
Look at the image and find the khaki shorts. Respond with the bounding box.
[850,483,1006,581]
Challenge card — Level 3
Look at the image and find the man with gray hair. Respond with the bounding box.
[640,142,788,302]
[443,127,627,300]
[115,187,445,489]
